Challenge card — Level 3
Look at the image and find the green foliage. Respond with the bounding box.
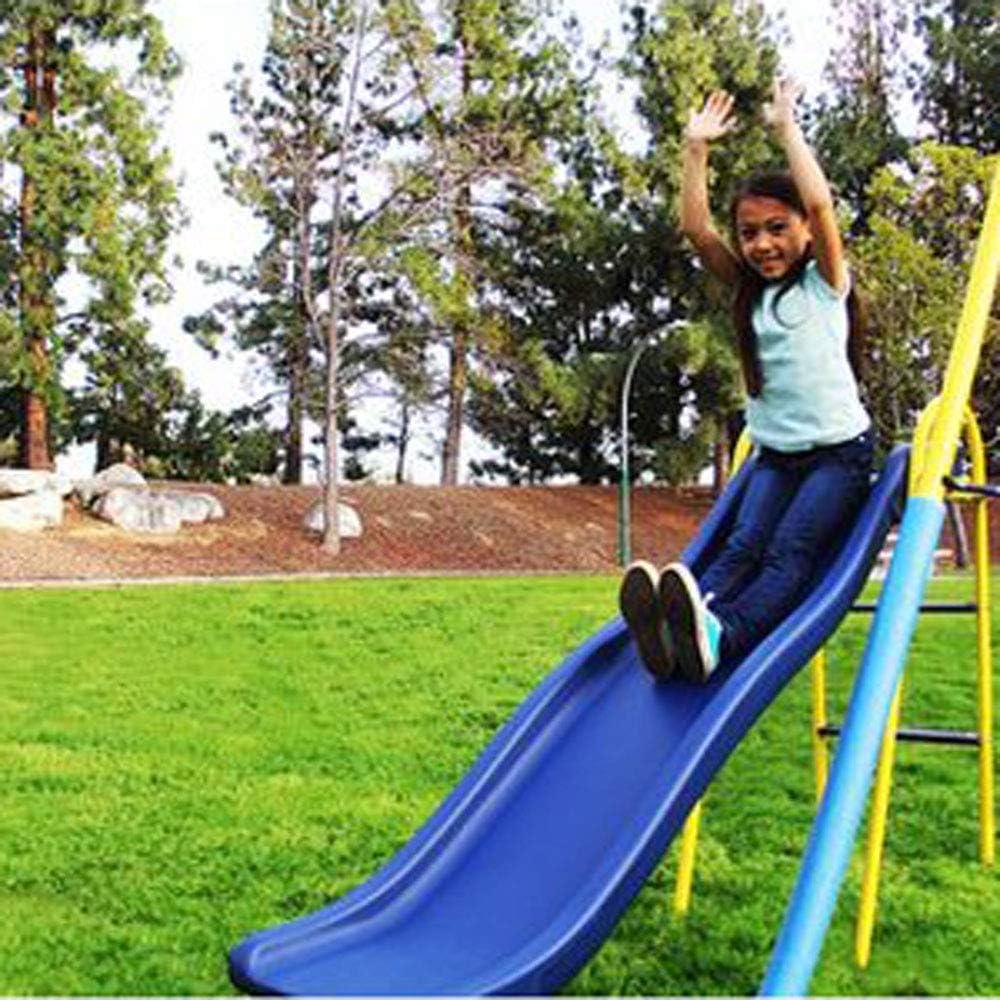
[804,1,1000,465]
[153,398,282,483]
[622,0,782,197]
[613,0,780,469]
[385,0,588,483]
[191,0,352,483]
[69,331,186,470]
[469,185,639,484]
[913,0,1000,153]
[72,363,284,482]
[197,0,468,490]
[469,184,743,484]
[852,143,1000,461]
[1,573,999,994]
[0,3,183,458]
[468,0,777,485]
[808,0,910,233]
[229,422,283,480]
[341,420,381,481]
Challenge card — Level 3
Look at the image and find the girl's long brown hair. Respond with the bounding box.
[729,172,866,398]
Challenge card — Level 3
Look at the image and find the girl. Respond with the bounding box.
[619,80,873,683]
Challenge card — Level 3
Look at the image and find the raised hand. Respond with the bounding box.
[684,91,737,145]
[762,77,803,135]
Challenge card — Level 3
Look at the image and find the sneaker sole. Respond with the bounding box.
[659,564,711,683]
[618,562,674,679]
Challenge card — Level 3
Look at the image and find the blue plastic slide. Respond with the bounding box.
[229,446,909,996]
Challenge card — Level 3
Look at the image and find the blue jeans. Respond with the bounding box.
[699,429,874,661]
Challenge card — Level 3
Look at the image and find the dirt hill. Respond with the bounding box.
[2,480,995,585]
[0,483,714,583]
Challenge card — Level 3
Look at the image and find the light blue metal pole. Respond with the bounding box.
[761,496,946,995]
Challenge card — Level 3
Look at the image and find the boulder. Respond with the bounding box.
[93,487,182,534]
[0,488,64,531]
[153,490,226,524]
[93,487,226,533]
[303,501,362,538]
[0,469,72,498]
[74,463,147,507]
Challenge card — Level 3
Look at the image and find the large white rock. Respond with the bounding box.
[74,463,147,507]
[0,469,72,498]
[0,488,64,531]
[93,487,182,534]
[154,490,226,524]
[303,501,363,538]
[92,487,227,533]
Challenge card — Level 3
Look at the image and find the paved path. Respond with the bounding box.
[0,567,611,590]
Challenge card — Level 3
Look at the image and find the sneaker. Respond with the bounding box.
[618,560,675,679]
[658,562,722,683]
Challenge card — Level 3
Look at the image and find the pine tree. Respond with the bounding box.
[390,0,582,485]
[625,0,781,482]
[196,0,456,546]
[190,0,349,484]
[0,2,182,468]
[69,333,186,471]
[914,0,1000,153]
[464,0,781,486]
[852,143,999,459]
[809,0,910,232]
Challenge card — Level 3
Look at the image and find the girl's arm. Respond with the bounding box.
[765,79,848,294]
[680,92,743,286]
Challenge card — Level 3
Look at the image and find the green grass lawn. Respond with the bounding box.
[2,573,998,995]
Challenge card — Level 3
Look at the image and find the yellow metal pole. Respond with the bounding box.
[975,499,994,865]
[731,429,754,473]
[963,411,995,865]
[851,398,935,968]
[811,650,829,805]
[672,428,755,916]
[674,801,703,914]
[850,395,937,969]
[852,403,993,967]
[913,160,1000,501]
[910,398,938,494]
[855,680,905,968]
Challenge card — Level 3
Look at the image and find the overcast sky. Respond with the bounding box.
[60,0,839,480]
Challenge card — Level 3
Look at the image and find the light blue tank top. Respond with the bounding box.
[745,260,870,452]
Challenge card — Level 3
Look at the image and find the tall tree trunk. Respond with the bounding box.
[440,307,468,485]
[96,428,108,472]
[394,398,411,484]
[323,292,341,552]
[286,185,315,486]
[285,252,306,486]
[947,0,962,145]
[284,372,304,484]
[440,9,474,486]
[322,1,369,551]
[96,388,118,470]
[945,498,970,568]
[18,26,55,470]
[712,419,730,496]
[578,437,598,484]
[20,337,50,469]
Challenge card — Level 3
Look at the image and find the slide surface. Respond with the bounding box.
[229,446,909,996]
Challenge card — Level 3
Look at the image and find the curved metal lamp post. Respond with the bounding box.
[617,336,658,566]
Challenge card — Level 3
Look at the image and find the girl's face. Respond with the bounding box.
[734,195,812,280]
